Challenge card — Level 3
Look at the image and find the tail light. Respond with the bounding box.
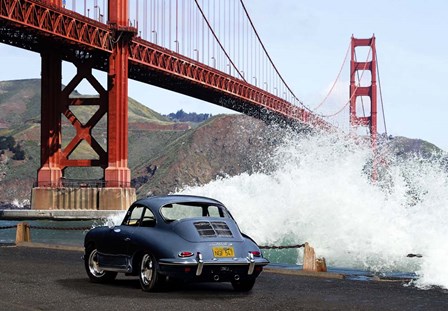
[178,251,194,258]
[250,251,261,257]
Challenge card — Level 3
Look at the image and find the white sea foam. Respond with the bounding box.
[104,212,126,227]
[178,130,448,290]
[11,199,30,208]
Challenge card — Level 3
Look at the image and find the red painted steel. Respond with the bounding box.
[350,36,378,178]
[48,0,62,7]
[60,61,108,170]
[37,50,62,186]
[104,0,133,187]
[0,0,113,52]
[38,56,109,187]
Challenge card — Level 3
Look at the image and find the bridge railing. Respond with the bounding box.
[33,178,132,188]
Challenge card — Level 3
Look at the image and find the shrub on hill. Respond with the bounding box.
[165,109,212,123]
[11,144,25,160]
[0,136,15,151]
[0,136,26,160]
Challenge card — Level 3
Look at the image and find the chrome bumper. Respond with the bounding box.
[158,252,269,277]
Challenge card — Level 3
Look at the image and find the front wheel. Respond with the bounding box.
[231,278,256,292]
[84,247,117,283]
[139,252,162,292]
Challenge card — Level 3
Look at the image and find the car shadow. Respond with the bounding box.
[57,276,254,299]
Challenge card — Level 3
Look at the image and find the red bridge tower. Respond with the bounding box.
[32,0,136,210]
[349,36,378,179]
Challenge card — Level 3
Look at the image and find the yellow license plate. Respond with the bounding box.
[212,246,235,258]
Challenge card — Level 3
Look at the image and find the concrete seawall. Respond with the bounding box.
[0,209,124,220]
[31,187,136,210]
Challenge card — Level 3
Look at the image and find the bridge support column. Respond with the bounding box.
[105,0,134,193]
[102,0,136,208]
[37,50,62,187]
[104,40,131,188]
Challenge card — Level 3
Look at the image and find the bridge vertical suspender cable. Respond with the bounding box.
[311,41,351,112]
[319,47,372,118]
[193,0,245,81]
[376,52,388,136]
[238,0,309,111]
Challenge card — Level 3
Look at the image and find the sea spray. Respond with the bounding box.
[177,130,448,289]
[97,212,126,228]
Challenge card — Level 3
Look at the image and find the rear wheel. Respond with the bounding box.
[139,252,162,291]
[84,247,117,283]
[231,279,256,292]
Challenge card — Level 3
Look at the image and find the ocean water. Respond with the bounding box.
[0,220,94,245]
[177,130,448,290]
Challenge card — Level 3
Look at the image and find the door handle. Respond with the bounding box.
[113,228,121,233]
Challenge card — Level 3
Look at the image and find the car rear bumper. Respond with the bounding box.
[158,252,269,279]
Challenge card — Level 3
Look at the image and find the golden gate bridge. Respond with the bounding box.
[0,0,385,209]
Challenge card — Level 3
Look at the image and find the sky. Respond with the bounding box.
[0,0,447,150]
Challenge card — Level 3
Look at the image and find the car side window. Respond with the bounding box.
[123,205,144,226]
[140,208,156,227]
[206,206,221,217]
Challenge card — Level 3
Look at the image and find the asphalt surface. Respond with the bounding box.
[0,246,447,311]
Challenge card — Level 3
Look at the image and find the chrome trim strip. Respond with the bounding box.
[158,261,267,266]
[98,266,129,273]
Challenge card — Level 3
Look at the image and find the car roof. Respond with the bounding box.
[133,195,224,209]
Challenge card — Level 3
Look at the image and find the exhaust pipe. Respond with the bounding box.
[213,275,220,281]
[234,274,240,281]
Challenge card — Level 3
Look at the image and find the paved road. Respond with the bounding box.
[0,246,447,311]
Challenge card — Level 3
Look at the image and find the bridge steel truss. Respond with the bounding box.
[0,0,332,191]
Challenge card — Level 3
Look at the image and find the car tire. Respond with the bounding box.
[231,278,256,292]
[84,247,117,283]
[139,252,161,292]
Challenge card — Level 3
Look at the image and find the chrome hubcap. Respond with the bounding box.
[88,249,105,277]
[140,254,153,285]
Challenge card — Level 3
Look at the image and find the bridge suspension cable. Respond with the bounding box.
[193,0,245,81]
[311,41,351,112]
[318,47,372,118]
[238,0,312,112]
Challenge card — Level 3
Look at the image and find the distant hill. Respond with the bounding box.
[0,79,186,135]
[132,114,280,197]
[386,136,443,159]
[0,79,446,208]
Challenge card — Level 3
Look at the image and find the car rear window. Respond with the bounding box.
[160,203,224,222]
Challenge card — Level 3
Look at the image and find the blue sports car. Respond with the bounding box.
[84,195,269,291]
